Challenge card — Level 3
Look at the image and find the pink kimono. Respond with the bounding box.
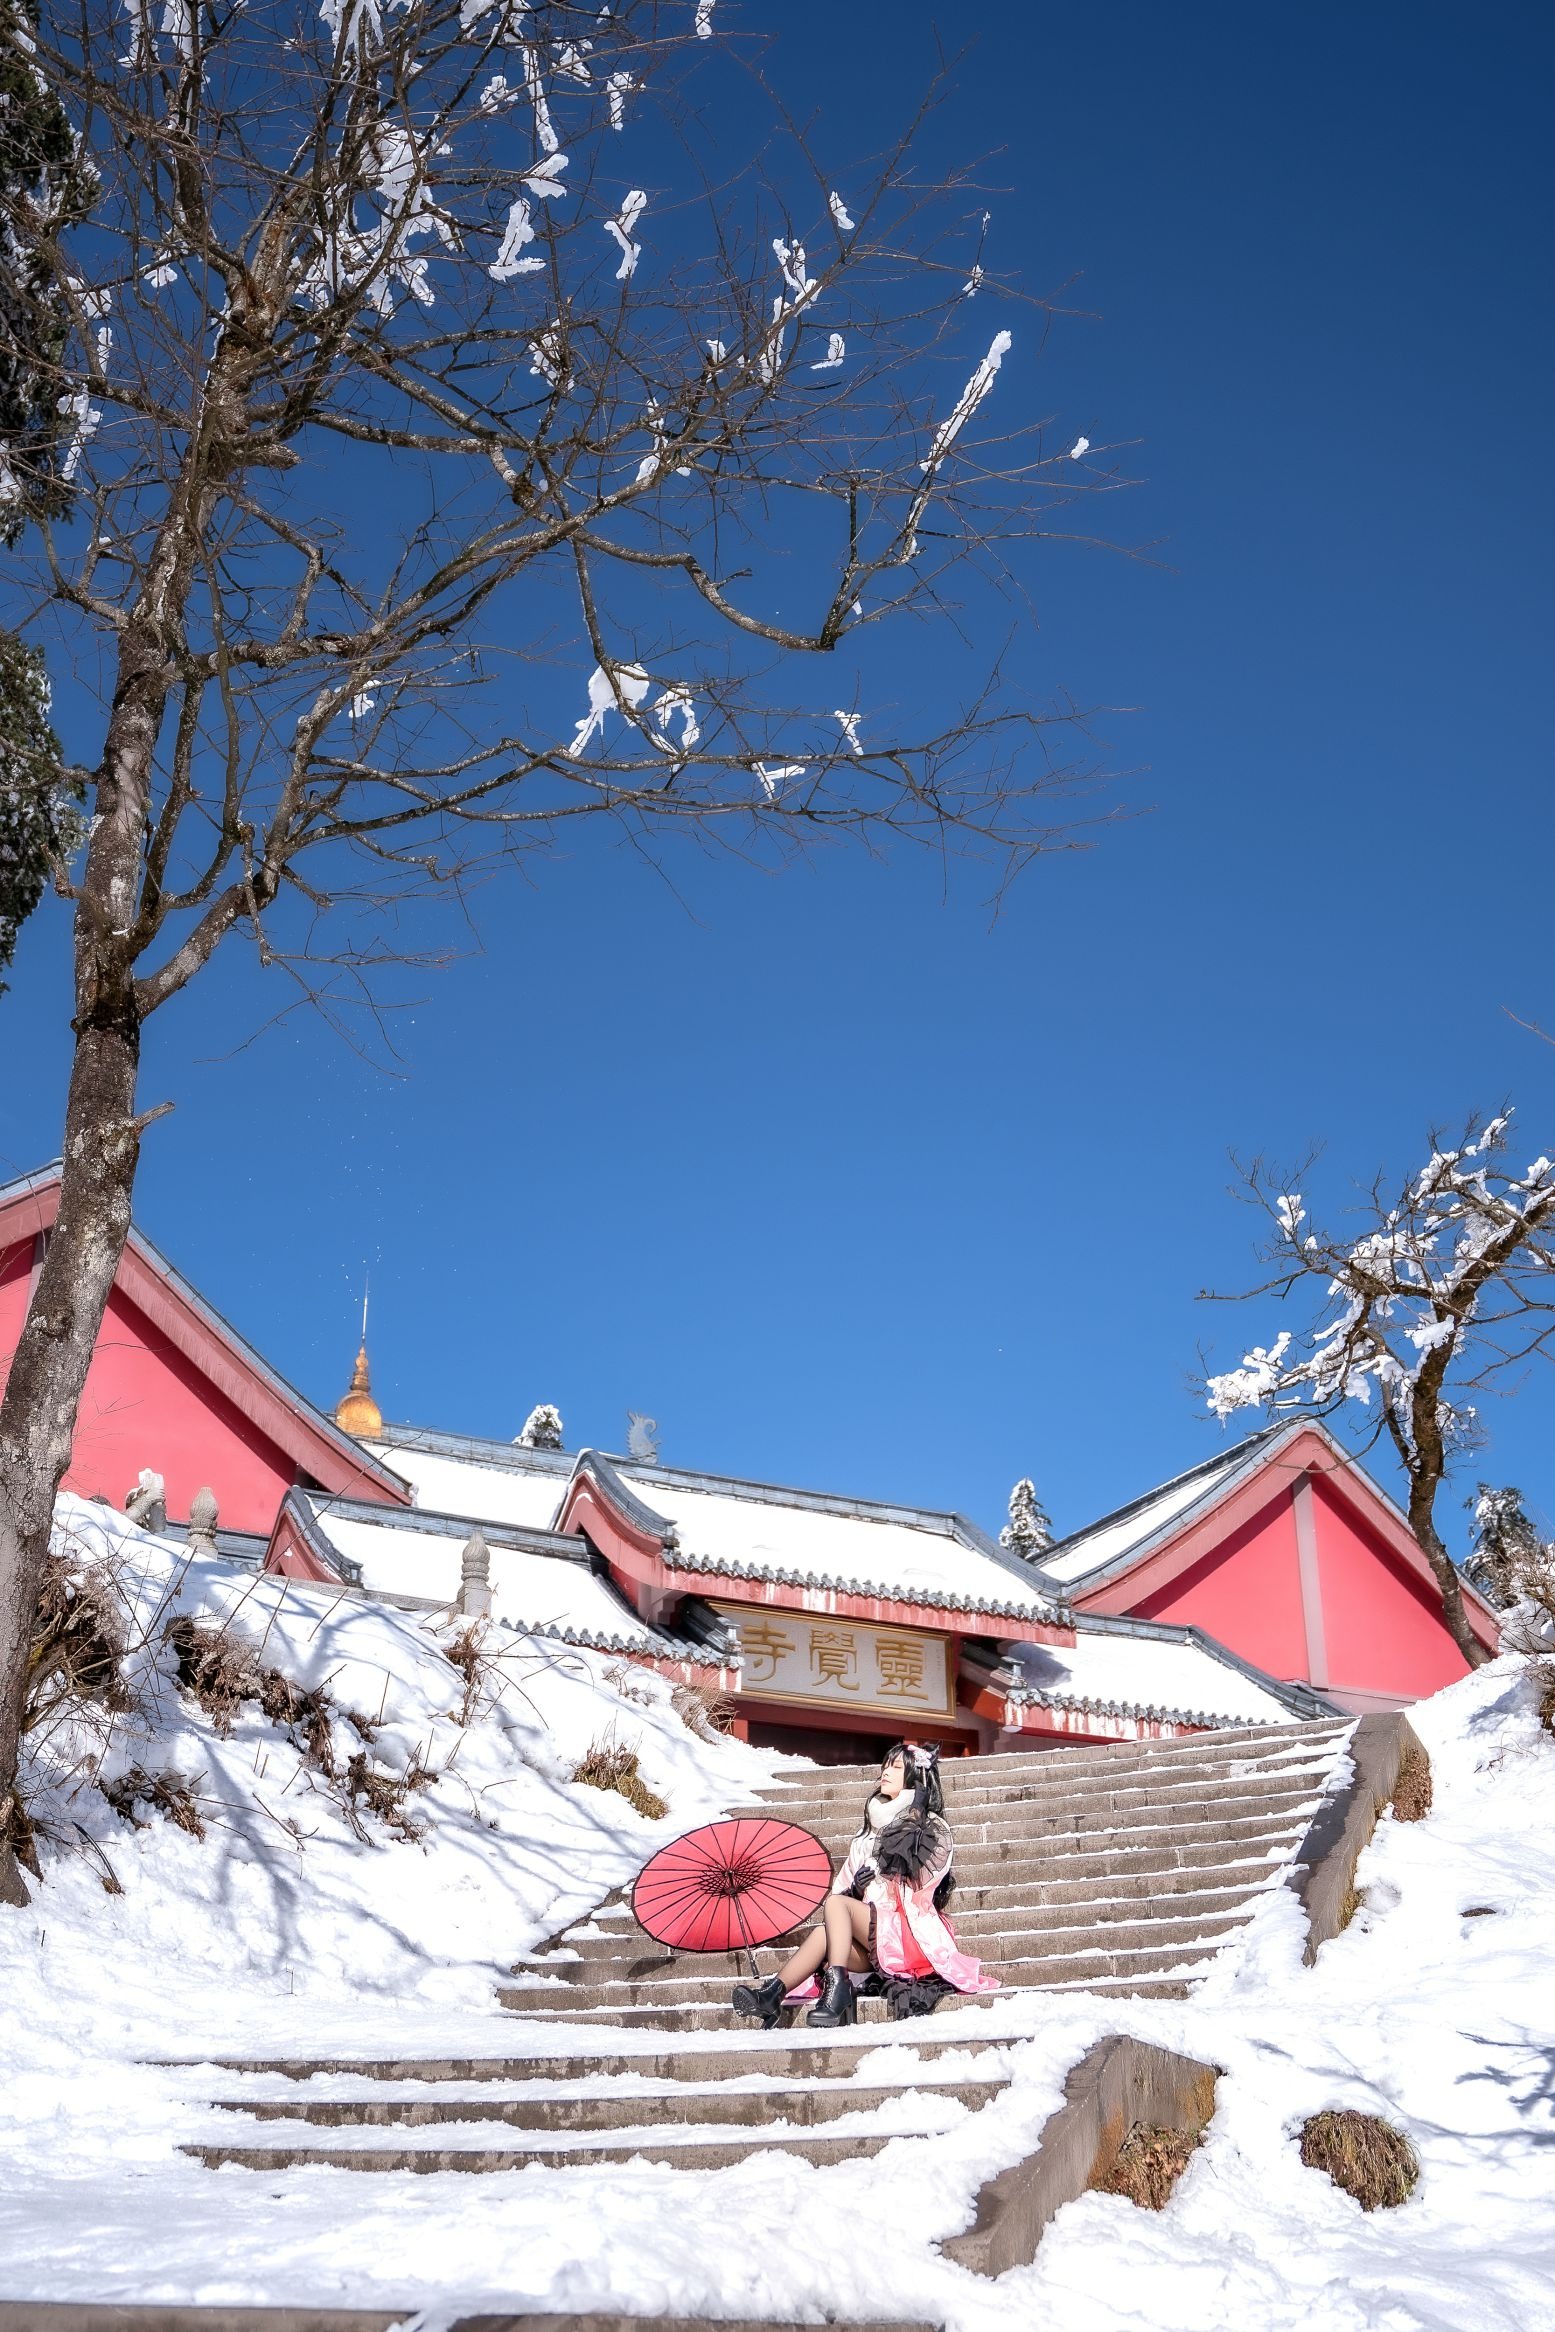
[786,1819,1000,2001]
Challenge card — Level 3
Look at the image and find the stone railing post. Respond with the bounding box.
[459,1529,493,1619]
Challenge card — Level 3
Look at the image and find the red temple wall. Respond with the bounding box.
[1,1241,303,1535]
[1310,1474,1471,1702]
[1127,1491,1310,1680]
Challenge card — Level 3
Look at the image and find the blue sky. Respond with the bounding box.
[4,0,1552,1550]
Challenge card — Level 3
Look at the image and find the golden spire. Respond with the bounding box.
[334,1281,381,1438]
[334,1341,382,1439]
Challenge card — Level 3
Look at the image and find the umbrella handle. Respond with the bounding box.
[745,1947,761,1983]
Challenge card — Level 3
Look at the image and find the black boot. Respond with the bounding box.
[731,1974,786,2027]
[806,1964,857,2028]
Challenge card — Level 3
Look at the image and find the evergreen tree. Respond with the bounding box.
[1001,1477,1053,1559]
[0,0,96,536]
[518,1405,565,1453]
[0,630,76,991]
[1464,1483,1545,1609]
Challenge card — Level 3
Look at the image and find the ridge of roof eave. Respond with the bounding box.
[275,1485,361,1582]
[1037,1417,1345,1594]
[662,1543,1070,1625]
[0,1158,64,1206]
[566,1447,681,1548]
[294,1487,593,1565]
[1046,1412,1501,1632]
[1,1160,411,1506]
[1002,1679,1296,1735]
[1003,1680,1285,1731]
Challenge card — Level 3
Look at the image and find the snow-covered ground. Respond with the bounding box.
[2,1500,1553,2330]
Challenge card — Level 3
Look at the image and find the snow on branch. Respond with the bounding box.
[1205,1115,1555,1450]
[920,330,1012,474]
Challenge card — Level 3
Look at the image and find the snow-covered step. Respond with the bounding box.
[204,2070,1007,2132]
[509,1718,1354,2034]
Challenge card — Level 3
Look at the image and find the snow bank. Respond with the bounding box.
[7,1495,777,2021]
[2,1506,1553,2331]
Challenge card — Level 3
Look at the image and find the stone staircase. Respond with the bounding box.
[498,1717,1356,2029]
[182,1717,1355,2186]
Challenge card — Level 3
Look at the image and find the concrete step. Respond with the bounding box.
[207,2073,1007,2131]
[793,1813,1315,1888]
[511,1968,1200,2029]
[738,1748,1350,1823]
[722,1788,1328,1854]
[520,1912,1257,2008]
[747,1722,1350,1800]
[742,1773,1330,1824]
[540,1879,1278,1969]
[505,1921,1250,2013]
[186,2129,915,2173]
[184,2033,1009,2084]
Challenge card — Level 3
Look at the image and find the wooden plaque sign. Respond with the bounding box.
[712,1601,955,1722]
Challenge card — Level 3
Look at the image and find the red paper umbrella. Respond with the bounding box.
[632,1817,832,1956]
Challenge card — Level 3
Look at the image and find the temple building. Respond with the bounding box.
[1,1160,1499,1758]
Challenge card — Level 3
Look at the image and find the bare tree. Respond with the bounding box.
[0,0,1117,1898]
[1201,1113,1555,1669]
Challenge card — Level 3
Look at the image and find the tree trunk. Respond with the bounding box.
[1408,1476,1491,1670]
[0,1000,144,1903]
[0,619,168,1903]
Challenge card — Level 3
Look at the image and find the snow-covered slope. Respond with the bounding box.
[8,1495,779,2005]
[2,1499,1553,2331]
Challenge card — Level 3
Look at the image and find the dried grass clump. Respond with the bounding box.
[1090,2121,1203,2211]
[341,1750,437,1845]
[1336,1879,1364,1933]
[26,1552,131,1734]
[443,1621,492,1726]
[1390,1741,1433,1823]
[252,1664,336,1772]
[671,1678,734,1741]
[163,1615,256,1736]
[573,1741,668,1821]
[165,1615,337,1768]
[165,1615,429,1843]
[101,1765,207,1841]
[1299,2110,1420,2210]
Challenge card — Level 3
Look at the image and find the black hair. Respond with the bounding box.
[858,1742,954,1910]
[875,1739,944,1817]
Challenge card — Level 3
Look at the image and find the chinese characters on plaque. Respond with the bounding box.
[714,1603,953,1720]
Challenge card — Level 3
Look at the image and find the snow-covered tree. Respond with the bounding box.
[1203,1114,1555,1667]
[1464,1484,1547,1611]
[0,0,98,536]
[0,631,78,990]
[1000,1476,1052,1559]
[0,0,1112,1907]
[517,1403,563,1452]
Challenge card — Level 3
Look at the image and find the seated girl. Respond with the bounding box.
[732,1740,1000,2028]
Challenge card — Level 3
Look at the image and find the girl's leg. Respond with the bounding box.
[773,1925,828,1991]
[822,1894,873,1971]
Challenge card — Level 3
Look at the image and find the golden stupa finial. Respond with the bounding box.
[334,1278,383,1439]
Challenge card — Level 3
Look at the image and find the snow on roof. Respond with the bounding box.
[297,1505,674,1657]
[364,1439,566,1532]
[610,1468,1062,1621]
[370,1424,1065,1624]
[1006,1619,1306,1729]
[1038,1428,1284,1586]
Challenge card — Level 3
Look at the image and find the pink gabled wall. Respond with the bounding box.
[0,1193,410,1537]
[0,1260,303,1535]
[1073,1425,1496,1708]
[1309,1472,1471,1703]
[1128,1487,1310,1681]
